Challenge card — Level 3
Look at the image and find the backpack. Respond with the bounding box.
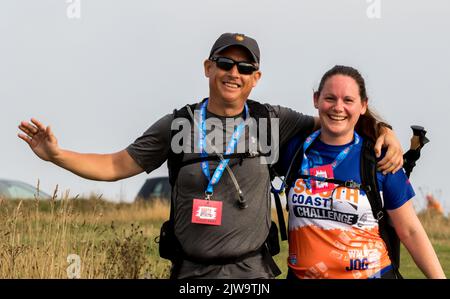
[158,99,282,277]
[167,99,274,187]
[276,134,403,278]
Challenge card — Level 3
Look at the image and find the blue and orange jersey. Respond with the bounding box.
[283,136,415,279]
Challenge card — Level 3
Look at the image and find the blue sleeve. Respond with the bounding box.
[377,169,416,210]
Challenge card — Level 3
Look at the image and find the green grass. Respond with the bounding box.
[399,211,450,279]
[400,242,450,278]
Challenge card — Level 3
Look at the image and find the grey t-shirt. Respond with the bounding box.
[126,102,314,278]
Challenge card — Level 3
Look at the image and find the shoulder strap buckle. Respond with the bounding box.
[248,151,259,157]
[344,180,361,189]
[376,210,384,221]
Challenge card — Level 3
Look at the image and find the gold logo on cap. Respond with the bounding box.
[235,35,244,42]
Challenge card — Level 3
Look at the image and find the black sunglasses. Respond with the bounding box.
[209,56,258,75]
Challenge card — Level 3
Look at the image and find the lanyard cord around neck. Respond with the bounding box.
[192,100,249,208]
[300,130,360,189]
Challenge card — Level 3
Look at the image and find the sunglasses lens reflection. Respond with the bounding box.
[214,57,257,75]
[237,64,257,75]
[216,59,234,71]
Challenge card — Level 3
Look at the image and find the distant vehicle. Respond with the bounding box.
[135,176,171,202]
[0,179,52,200]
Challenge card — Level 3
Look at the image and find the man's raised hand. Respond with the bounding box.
[18,118,60,162]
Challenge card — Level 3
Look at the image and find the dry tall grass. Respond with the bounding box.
[0,191,448,278]
[0,192,171,279]
[417,210,450,240]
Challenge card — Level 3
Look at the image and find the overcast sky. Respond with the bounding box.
[1,0,449,212]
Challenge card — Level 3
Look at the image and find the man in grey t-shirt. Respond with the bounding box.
[126,100,315,278]
[18,32,404,278]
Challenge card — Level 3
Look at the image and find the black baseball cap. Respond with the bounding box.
[209,33,260,64]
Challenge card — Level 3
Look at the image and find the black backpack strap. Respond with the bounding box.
[167,102,199,187]
[257,102,288,242]
[164,102,198,277]
[179,152,271,169]
[247,100,272,152]
[360,139,384,219]
[297,175,367,190]
[271,189,287,241]
[270,134,308,241]
[243,101,285,252]
[360,138,402,278]
[284,137,307,190]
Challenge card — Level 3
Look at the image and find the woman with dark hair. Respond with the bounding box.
[283,65,445,279]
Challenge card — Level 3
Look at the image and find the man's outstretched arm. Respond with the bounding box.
[18,118,144,181]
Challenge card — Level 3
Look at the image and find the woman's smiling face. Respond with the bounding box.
[314,74,368,145]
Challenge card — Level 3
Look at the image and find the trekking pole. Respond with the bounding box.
[403,125,430,178]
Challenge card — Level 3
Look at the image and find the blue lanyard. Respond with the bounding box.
[300,130,360,189]
[198,99,249,196]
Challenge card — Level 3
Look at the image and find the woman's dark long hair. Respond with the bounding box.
[315,65,383,142]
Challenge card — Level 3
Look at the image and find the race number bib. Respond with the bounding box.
[310,164,335,194]
[191,199,223,226]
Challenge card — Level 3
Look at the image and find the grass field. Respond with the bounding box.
[0,194,448,278]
